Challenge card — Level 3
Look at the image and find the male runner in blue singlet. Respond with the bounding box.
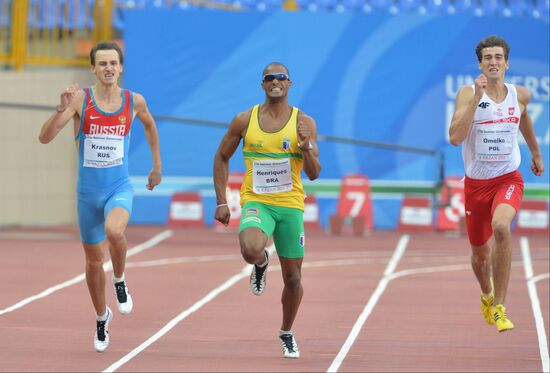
[39,41,162,352]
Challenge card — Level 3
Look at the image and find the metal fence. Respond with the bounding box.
[0,0,115,70]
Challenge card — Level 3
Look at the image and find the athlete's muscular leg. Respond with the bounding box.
[239,227,268,265]
[83,242,107,315]
[105,207,130,279]
[471,242,492,295]
[491,203,516,305]
[279,257,303,331]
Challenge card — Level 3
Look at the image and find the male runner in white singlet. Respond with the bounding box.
[449,35,544,332]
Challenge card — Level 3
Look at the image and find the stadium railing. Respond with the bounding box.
[0,0,115,70]
[1,0,547,70]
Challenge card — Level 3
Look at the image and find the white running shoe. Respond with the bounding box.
[94,307,112,352]
[114,280,133,315]
[279,333,300,359]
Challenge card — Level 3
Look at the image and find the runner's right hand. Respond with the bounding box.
[60,83,80,108]
[214,205,230,226]
[474,74,487,101]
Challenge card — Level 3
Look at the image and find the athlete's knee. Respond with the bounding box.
[282,270,302,289]
[471,244,491,264]
[492,219,511,241]
[239,235,265,263]
[472,251,490,265]
[85,254,104,271]
[105,225,125,245]
[240,243,265,263]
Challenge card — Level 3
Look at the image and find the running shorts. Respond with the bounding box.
[464,170,524,246]
[239,201,305,259]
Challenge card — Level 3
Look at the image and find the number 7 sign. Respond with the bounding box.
[336,174,373,230]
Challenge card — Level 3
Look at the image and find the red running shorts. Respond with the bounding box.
[464,170,524,246]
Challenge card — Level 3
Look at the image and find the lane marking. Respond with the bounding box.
[532,273,550,284]
[520,237,550,373]
[107,239,541,372]
[125,254,242,268]
[326,249,529,372]
[103,244,276,373]
[0,230,173,316]
[125,253,469,270]
[107,237,544,373]
[327,234,409,373]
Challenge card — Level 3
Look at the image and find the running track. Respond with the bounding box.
[0,226,548,372]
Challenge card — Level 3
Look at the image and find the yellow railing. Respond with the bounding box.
[0,0,115,71]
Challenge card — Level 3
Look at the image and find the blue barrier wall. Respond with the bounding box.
[122,9,549,228]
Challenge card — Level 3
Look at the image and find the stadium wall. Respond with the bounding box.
[0,69,93,226]
[122,10,549,229]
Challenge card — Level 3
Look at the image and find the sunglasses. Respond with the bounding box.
[262,73,289,82]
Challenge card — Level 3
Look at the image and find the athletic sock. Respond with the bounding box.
[96,309,109,321]
[280,329,292,336]
[113,273,125,283]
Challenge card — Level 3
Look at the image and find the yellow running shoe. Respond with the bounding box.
[481,292,495,325]
[493,304,514,332]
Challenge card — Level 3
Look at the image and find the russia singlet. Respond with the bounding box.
[462,83,521,179]
[76,87,134,192]
[240,104,305,210]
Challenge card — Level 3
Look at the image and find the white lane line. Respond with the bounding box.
[0,230,173,316]
[520,237,550,373]
[125,254,242,268]
[103,243,276,373]
[125,250,469,271]
[327,234,410,373]
[532,273,550,284]
[389,263,471,279]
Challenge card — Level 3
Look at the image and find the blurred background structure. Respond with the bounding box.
[0,0,548,232]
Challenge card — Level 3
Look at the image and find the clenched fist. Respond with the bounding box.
[297,120,311,147]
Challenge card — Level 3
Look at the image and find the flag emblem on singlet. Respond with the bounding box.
[508,107,515,115]
[282,138,290,150]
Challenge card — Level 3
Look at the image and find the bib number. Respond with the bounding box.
[475,125,513,162]
[252,159,292,194]
[83,135,124,168]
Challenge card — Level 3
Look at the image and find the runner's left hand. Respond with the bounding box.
[147,169,162,190]
[297,120,311,147]
[531,156,544,176]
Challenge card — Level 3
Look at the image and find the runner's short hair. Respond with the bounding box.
[90,41,124,66]
[475,35,510,62]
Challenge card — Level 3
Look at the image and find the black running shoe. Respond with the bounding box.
[279,333,300,358]
[114,280,133,315]
[250,250,269,296]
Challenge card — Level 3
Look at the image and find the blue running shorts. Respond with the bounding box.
[77,182,134,244]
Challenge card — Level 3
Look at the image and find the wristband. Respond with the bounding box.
[216,204,228,208]
[56,105,66,113]
[299,142,313,151]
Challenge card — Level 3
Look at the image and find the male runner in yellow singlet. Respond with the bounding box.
[213,62,321,358]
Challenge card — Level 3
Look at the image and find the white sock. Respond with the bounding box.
[280,330,292,336]
[96,309,109,321]
[113,273,125,283]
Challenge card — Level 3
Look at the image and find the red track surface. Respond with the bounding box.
[0,226,548,372]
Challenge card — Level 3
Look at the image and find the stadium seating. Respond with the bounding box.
[19,0,550,33]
